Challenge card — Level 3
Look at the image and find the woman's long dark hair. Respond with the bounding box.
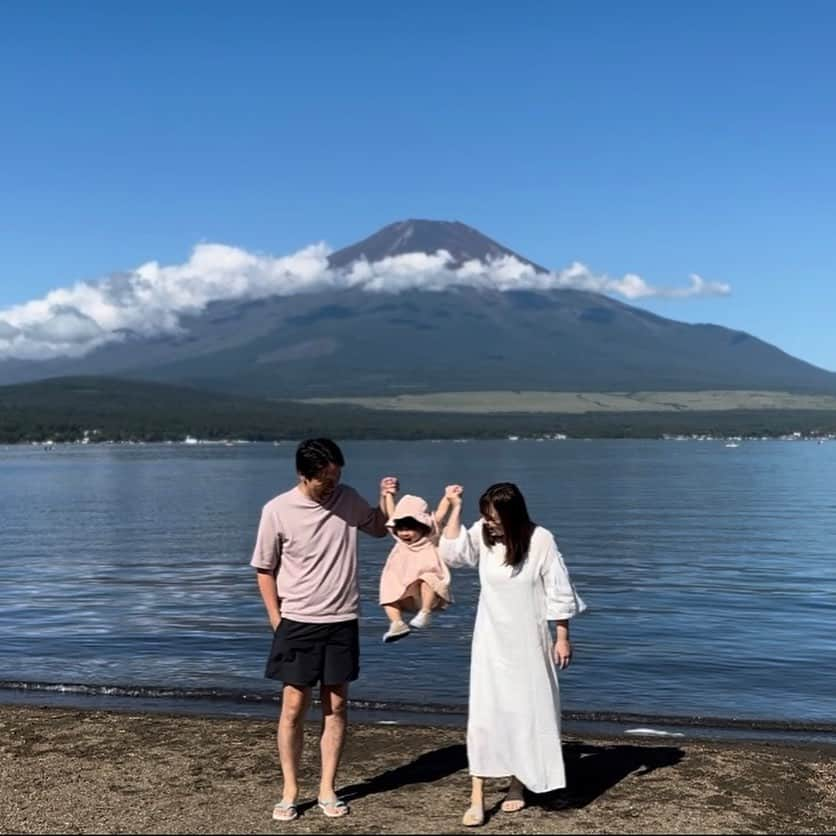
[479,482,535,567]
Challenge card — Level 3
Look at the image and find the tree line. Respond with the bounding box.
[2,376,835,443]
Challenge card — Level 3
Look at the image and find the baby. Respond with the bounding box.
[379,493,453,643]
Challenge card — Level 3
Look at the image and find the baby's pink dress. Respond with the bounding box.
[378,533,452,607]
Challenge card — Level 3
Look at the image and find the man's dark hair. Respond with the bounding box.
[295,438,345,479]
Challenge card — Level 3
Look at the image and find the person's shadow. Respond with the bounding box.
[335,744,467,803]
[534,740,685,810]
[312,739,684,818]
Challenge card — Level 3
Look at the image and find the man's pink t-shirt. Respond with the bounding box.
[250,484,387,623]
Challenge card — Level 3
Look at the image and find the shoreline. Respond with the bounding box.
[3,684,836,747]
[2,704,835,834]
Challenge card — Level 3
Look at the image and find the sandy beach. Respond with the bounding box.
[1,705,835,834]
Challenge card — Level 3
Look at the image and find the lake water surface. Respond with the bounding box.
[2,439,835,736]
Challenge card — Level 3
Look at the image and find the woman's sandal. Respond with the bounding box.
[272,800,299,821]
[317,797,350,818]
[501,780,527,812]
[501,795,526,813]
[462,804,485,827]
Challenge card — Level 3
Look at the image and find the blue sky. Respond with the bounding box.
[2,0,835,369]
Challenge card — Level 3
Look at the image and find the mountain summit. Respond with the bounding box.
[328,219,547,271]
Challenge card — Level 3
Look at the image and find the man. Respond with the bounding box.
[250,437,397,821]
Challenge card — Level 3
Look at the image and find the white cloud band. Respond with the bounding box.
[0,243,730,360]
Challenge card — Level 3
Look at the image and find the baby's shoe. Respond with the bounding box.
[383,621,410,643]
[409,610,433,629]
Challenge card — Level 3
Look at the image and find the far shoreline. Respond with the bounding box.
[3,376,836,443]
[4,431,836,446]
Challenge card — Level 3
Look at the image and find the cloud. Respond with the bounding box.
[24,306,105,343]
[545,265,731,300]
[0,320,20,340]
[0,242,729,360]
[0,243,333,360]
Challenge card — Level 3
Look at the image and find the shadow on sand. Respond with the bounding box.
[536,741,685,810]
[306,739,684,818]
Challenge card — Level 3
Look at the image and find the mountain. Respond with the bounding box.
[2,219,835,397]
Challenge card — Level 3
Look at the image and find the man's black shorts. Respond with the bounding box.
[265,617,359,687]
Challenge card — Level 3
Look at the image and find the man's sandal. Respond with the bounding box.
[317,797,350,818]
[272,800,299,821]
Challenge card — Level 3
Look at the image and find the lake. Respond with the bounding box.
[2,439,835,737]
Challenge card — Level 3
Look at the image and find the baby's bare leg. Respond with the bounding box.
[384,584,421,623]
[419,581,439,612]
[383,604,404,624]
[399,582,422,613]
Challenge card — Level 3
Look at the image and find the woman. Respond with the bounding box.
[439,482,586,827]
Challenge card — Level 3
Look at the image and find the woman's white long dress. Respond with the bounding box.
[440,520,586,793]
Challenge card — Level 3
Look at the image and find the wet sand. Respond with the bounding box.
[1,704,835,834]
